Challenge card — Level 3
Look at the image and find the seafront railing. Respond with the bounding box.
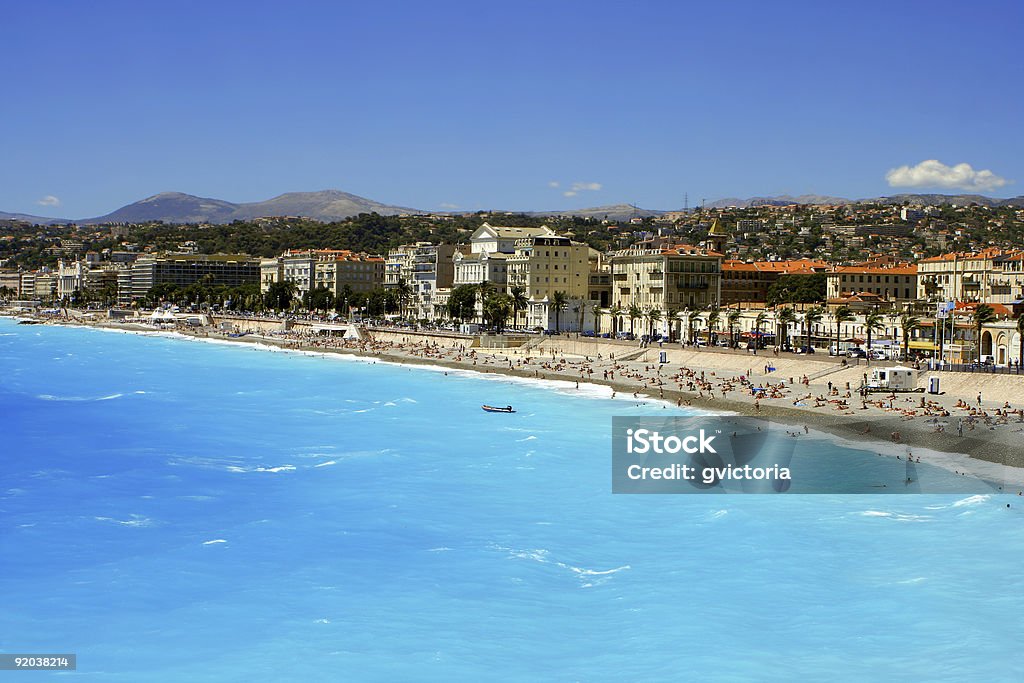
[931,362,1024,375]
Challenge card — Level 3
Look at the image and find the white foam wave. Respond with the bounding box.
[254,465,296,473]
[94,514,153,527]
[202,539,227,545]
[516,435,538,442]
[492,543,630,587]
[314,460,337,468]
[952,494,991,507]
[38,392,124,402]
[857,510,932,522]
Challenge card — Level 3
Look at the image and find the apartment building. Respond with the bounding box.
[826,261,918,305]
[721,258,828,305]
[117,254,259,306]
[610,244,723,312]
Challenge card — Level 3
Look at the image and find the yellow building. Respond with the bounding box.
[505,235,594,331]
[610,244,723,312]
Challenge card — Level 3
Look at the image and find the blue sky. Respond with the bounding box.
[3,0,1021,217]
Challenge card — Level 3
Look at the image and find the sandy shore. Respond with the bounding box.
[11,312,1024,474]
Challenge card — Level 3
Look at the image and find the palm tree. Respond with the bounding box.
[706,307,721,345]
[644,307,663,339]
[591,303,603,334]
[609,304,623,337]
[803,306,824,352]
[726,308,741,348]
[509,286,528,330]
[833,305,854,356]
[336,284,355,319]
[864,310,884,362]
[898,311,921,361]
[476,280,493,323]
[483,294,513,334]
[777,307,796,349]
[395,278,413,319]
[689,310,703,345]
[627,303,642,336]
[551,290,569,333]
[972,303,997,363]
[753,311,767,352]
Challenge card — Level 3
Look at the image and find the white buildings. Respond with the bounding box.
[385,242,457,319]
[452,223,556,289]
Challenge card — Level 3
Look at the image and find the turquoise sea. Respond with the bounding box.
[1,317,1022,681]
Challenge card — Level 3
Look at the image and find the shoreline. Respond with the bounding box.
[7,313,1024,480]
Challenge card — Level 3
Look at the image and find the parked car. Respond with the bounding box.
[797,345,816,354]
[846,348,867,358]
[582,330,596,337]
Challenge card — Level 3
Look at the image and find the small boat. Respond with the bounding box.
[482,404,515,413]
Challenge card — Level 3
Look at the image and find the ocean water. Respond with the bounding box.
[1,318,1022,681]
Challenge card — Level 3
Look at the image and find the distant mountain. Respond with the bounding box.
[3,190,1022,227]
[528,204,665,220]
[79,190,420,224]
[0,210,65,224]
[86,192,239,224]
[870,193,1024,207]
[705,193,1024,209]
[707,194,855,208]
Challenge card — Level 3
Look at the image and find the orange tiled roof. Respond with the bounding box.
[830,264,917,275]
[722,258,827,274]
[919,247,1011,263]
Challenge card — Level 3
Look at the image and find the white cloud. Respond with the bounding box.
[439,202,460,209]
[558,181,602,199]
[36,194,61,207]
[551,180,602,197]
[885,159,1010,192]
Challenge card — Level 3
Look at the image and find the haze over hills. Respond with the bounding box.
[704,193,1024,209]
[3,190,1023,226]
[528,204,665,220]
[83,190,420,225]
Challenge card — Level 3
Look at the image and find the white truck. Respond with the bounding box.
[865,366,921,392]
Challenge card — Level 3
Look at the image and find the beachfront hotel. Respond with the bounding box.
[115,254,260,308]
[609,244,723,312]
[260,249,384,300]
